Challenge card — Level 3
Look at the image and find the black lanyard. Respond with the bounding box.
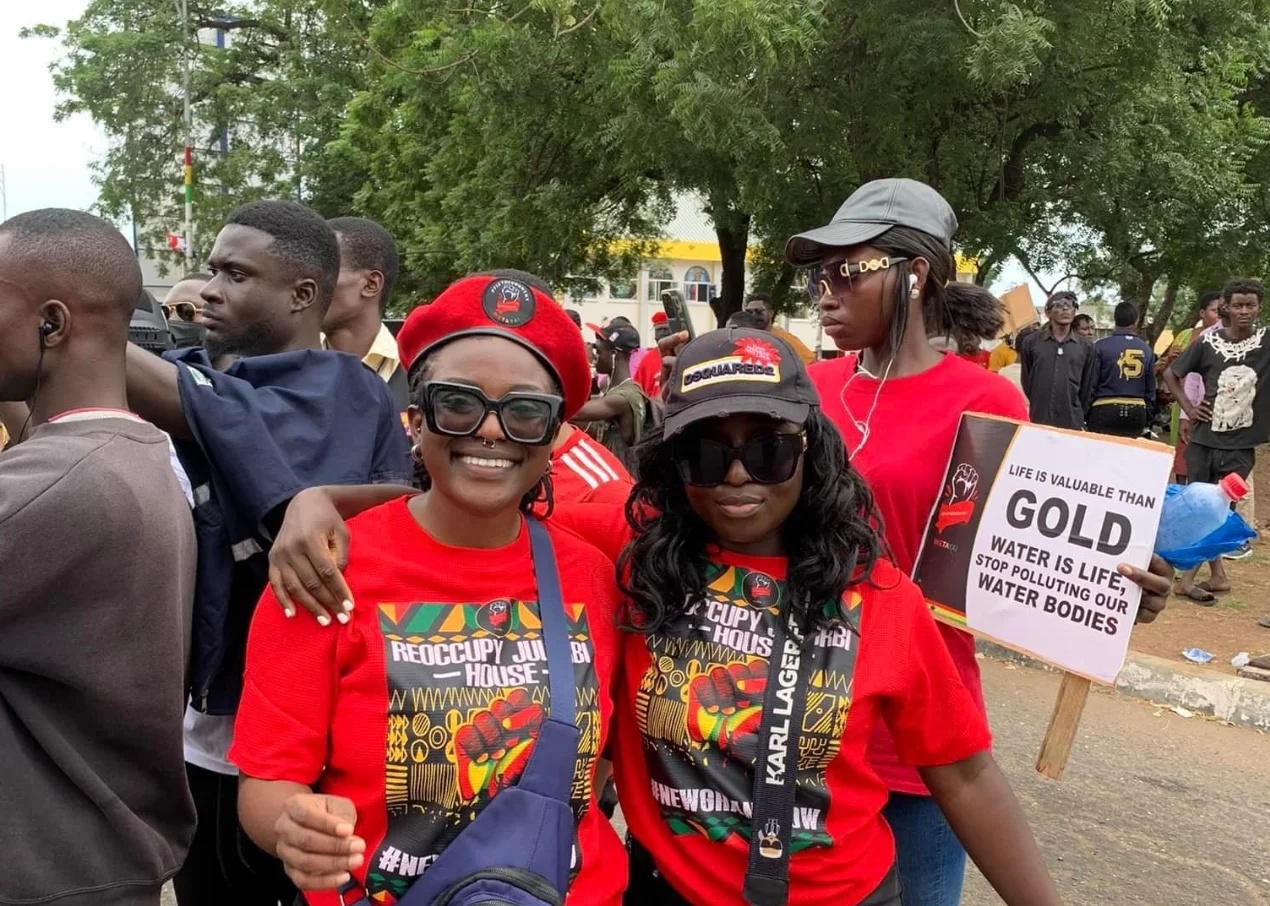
[742,608,809,906]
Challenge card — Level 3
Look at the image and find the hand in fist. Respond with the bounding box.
[274,793,363,890]
[687,661,766,760]
[455,689,544,799]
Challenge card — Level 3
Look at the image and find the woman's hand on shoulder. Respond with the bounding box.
[274,793,364,890]
[269,487,355,626]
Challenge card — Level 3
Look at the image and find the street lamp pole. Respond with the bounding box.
[175,0,194,274]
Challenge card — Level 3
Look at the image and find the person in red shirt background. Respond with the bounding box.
[230,274,626,905]
[631,311,672,399]
[785,178,1173,906]
[261,328,1066,906]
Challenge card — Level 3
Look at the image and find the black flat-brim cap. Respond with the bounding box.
[785,178,959,266]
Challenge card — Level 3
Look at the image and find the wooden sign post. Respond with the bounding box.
[1035,673,1093,779]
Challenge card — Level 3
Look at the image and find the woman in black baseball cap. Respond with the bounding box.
[787,178,1172,906]
[263,325,1064,906]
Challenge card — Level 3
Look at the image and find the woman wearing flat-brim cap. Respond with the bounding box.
[785,178,1173,906]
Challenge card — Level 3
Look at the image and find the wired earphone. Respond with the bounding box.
[17,320,55,443]
[837,273,921,457]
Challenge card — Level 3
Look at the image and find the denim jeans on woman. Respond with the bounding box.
[883,791,966,906]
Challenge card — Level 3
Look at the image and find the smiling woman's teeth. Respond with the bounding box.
[459,455,514,469]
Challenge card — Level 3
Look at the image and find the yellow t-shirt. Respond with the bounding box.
[772,327,816,365]
[988,343,1017,373]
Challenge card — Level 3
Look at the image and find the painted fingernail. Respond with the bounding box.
[317,614,332,627]
[342,599,354,613]
[337,611,350,625]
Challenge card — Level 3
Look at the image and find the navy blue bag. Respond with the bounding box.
[340,517,578,906]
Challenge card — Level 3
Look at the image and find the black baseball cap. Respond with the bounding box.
[594,321,641,351]
[784,178,959,266]
[663,328,819,439]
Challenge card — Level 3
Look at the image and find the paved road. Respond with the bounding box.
[964,658,1270,906]
[165,658,1270,906]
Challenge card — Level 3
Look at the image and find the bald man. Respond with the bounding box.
[0,209,196,906]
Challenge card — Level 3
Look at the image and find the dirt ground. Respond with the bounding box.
[1129,442,1270,673]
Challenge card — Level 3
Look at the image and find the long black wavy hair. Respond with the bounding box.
[407,356,555,516]
[617,409,883,635]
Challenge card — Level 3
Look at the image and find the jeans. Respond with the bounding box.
[883,791,966,906]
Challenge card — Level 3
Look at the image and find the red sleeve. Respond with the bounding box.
[229,586,338,785]
[972,375,1030,423]
[878,579,992,767]
[581,478,634,507]
[632,353,662,398]
[549,502,634,564]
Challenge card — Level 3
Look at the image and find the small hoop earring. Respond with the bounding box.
[410,443,423,464]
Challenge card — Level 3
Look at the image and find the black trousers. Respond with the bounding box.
[624,838,903,906]
[172,763,299,906]
[1087,401,1149,438]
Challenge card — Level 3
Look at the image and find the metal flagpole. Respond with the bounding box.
[176,0,194,274]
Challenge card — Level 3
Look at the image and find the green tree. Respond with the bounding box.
[24,0,367,273]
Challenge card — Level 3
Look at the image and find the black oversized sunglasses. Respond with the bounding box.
[674,432,807,487]
[419,381,563,446]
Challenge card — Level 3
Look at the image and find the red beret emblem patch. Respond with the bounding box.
[482,279,536,327]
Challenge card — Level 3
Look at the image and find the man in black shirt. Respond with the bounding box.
[1019,290,1096,429]
[1088,302,1156,437]
[1163,278,1268,603]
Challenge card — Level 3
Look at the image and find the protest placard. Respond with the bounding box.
[913,415,1173,776]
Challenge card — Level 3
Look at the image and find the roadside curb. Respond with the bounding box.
[975,640,1270,731]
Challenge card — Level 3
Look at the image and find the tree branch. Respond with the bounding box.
[953,0,983,39]
[555,5,598,38]
[344,9,476,76]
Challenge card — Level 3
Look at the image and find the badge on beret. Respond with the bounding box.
[482,279,536,327]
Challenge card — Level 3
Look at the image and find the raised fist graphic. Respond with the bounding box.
[948,463,979,504]
[454,688,544,800]
[686,661,766,760]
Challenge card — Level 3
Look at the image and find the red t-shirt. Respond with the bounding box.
[549,507,990,906]
[808,353,1028,795]
[543,428,633,513]
[959,349,992,370]
[631,349,664,399]
[230,499,626,906]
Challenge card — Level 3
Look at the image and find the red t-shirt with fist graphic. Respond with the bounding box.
[547,505,991,906]
[230,498,625,906]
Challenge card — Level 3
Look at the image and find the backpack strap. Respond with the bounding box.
[526,516,575,728]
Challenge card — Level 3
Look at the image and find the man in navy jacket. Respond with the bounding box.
[1088,301,1157,437]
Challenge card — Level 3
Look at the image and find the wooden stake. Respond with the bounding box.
[1035,672,1092,780]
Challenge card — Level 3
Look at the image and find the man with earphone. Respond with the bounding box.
[0,208,198,906]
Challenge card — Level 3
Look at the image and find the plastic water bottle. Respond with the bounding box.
[1154,474,1249,552]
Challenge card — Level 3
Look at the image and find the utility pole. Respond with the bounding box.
[175,0,194,275]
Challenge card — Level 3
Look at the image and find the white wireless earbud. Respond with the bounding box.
[909,275,919,290]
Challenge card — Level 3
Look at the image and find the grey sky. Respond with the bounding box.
[0,0,104,220]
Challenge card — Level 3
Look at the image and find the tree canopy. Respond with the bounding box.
[27,0,1270,327]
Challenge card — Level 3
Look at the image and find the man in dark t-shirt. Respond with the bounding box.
[1163,278,1268,603]
[1019,291,1096,429]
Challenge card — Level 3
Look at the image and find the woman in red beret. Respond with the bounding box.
[229,275,626,905]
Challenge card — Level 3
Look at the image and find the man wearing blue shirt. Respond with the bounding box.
[124,200,411,906]
[1088,302,1157,437]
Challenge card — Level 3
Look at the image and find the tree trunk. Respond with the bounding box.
[1145,275,1179,345]
[712,210,752,328]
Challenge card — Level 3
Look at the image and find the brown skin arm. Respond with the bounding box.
[1161,367,1211,422]
[125,343,193,439]
[572,394,634,444]
[1124,556,1172,624]
[269,484,416,622]
[921,752,1063,906]
[239,777,365,890]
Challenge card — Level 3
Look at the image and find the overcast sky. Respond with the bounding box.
[0,1,106,220]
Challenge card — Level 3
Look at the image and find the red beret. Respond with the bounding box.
[397,275,592,420]
[651,311,668,325]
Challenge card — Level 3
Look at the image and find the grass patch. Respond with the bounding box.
[1215,597,1250,611]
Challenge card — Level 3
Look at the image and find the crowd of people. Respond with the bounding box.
[0,176,1198,906]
